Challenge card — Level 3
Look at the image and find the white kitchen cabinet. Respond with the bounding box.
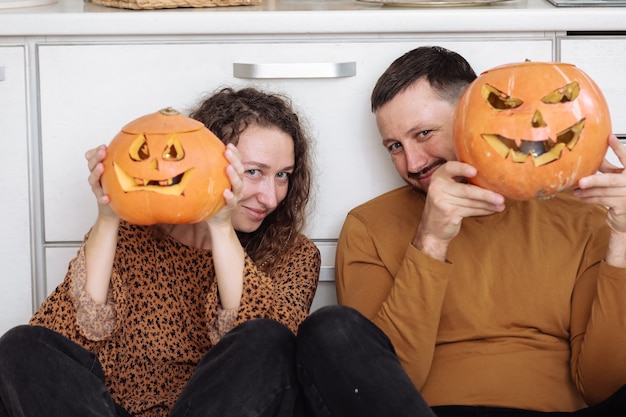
[38,38,553,241]
[0,45,32,335]
[44,246,78,296]
[559,36,626,135]
[36,37,553,302]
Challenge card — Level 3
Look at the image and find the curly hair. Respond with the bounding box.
[188,86,315,273]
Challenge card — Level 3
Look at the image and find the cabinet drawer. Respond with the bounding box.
[559,37,626,135]
[38,39,553,242]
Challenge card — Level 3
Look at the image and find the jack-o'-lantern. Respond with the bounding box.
[101,107,230,225]
[454,61,611,200]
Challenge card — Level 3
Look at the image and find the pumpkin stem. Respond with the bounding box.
[159,107,181,116]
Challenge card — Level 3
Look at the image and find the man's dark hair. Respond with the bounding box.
[371,46,477,112]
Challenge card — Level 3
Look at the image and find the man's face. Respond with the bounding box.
[375,78,457,193]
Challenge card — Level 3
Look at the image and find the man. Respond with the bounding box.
[295,46,626,417]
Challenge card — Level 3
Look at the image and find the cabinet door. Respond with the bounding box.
[38,38,553,245]
[0,46,32,335]
[559,37,626,135]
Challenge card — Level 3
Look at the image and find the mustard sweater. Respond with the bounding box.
[336,185,626,412]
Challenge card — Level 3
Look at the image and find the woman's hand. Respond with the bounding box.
[85,145,118,221]
[207,143,244,228]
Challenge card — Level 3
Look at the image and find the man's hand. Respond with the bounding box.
[576,135,626,233]
[575,134,626,267]
[413,161,505,261]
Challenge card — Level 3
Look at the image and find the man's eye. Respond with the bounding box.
[387,142,402,153]
[417,130,432,139]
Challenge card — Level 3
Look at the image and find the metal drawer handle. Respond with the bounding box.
[0,67,5,82]
[233,62,356,79]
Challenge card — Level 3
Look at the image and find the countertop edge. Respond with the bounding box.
[1,0,626,37]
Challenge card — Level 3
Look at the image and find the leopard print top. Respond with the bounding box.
[30,221,321,417]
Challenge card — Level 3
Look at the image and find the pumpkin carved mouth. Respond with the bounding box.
[480,119,585,167]
[113,163,196,196]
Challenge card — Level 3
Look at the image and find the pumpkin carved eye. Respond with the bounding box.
[481,84,523,110]
[542,82,580,104]
[129,135,150,161]
[163,135,185,161]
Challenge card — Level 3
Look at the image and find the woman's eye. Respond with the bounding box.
[246,169,260,177]
[277,172,291,180]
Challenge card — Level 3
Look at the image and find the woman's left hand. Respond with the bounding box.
[208,143,244,227]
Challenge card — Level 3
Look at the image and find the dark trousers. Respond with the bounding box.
[3,307,626,417]
[0,319,306,417]
[295,305,626,417]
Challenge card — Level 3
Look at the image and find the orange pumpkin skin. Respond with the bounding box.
[101,108,230,225]
[454,61,611,201]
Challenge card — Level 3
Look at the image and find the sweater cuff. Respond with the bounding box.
[71,245,116,341]
[600,260,626,281]
[208,305,239,344]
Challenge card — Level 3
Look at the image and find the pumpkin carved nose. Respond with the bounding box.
[531,110,547,128]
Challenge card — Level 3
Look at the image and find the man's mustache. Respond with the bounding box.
[407,159,445,180]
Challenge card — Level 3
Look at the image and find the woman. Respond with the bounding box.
[0,87,320,417]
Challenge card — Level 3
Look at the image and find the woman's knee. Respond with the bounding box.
[0,325,100,377]
[234,318,294,345]
[0,325,44,358]
[222,318,296,361]
[193,319,296,387]
[0,325,54,375]
[298,305,372,350]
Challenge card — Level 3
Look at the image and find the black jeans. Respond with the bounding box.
[295,305,626,417]
[3,307,625,417]
[0,319,306,417]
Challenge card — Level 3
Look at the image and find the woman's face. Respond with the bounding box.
[231,123,295,233]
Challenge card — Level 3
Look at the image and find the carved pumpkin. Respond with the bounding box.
[101,107,230,225]
[454,61,611,200]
